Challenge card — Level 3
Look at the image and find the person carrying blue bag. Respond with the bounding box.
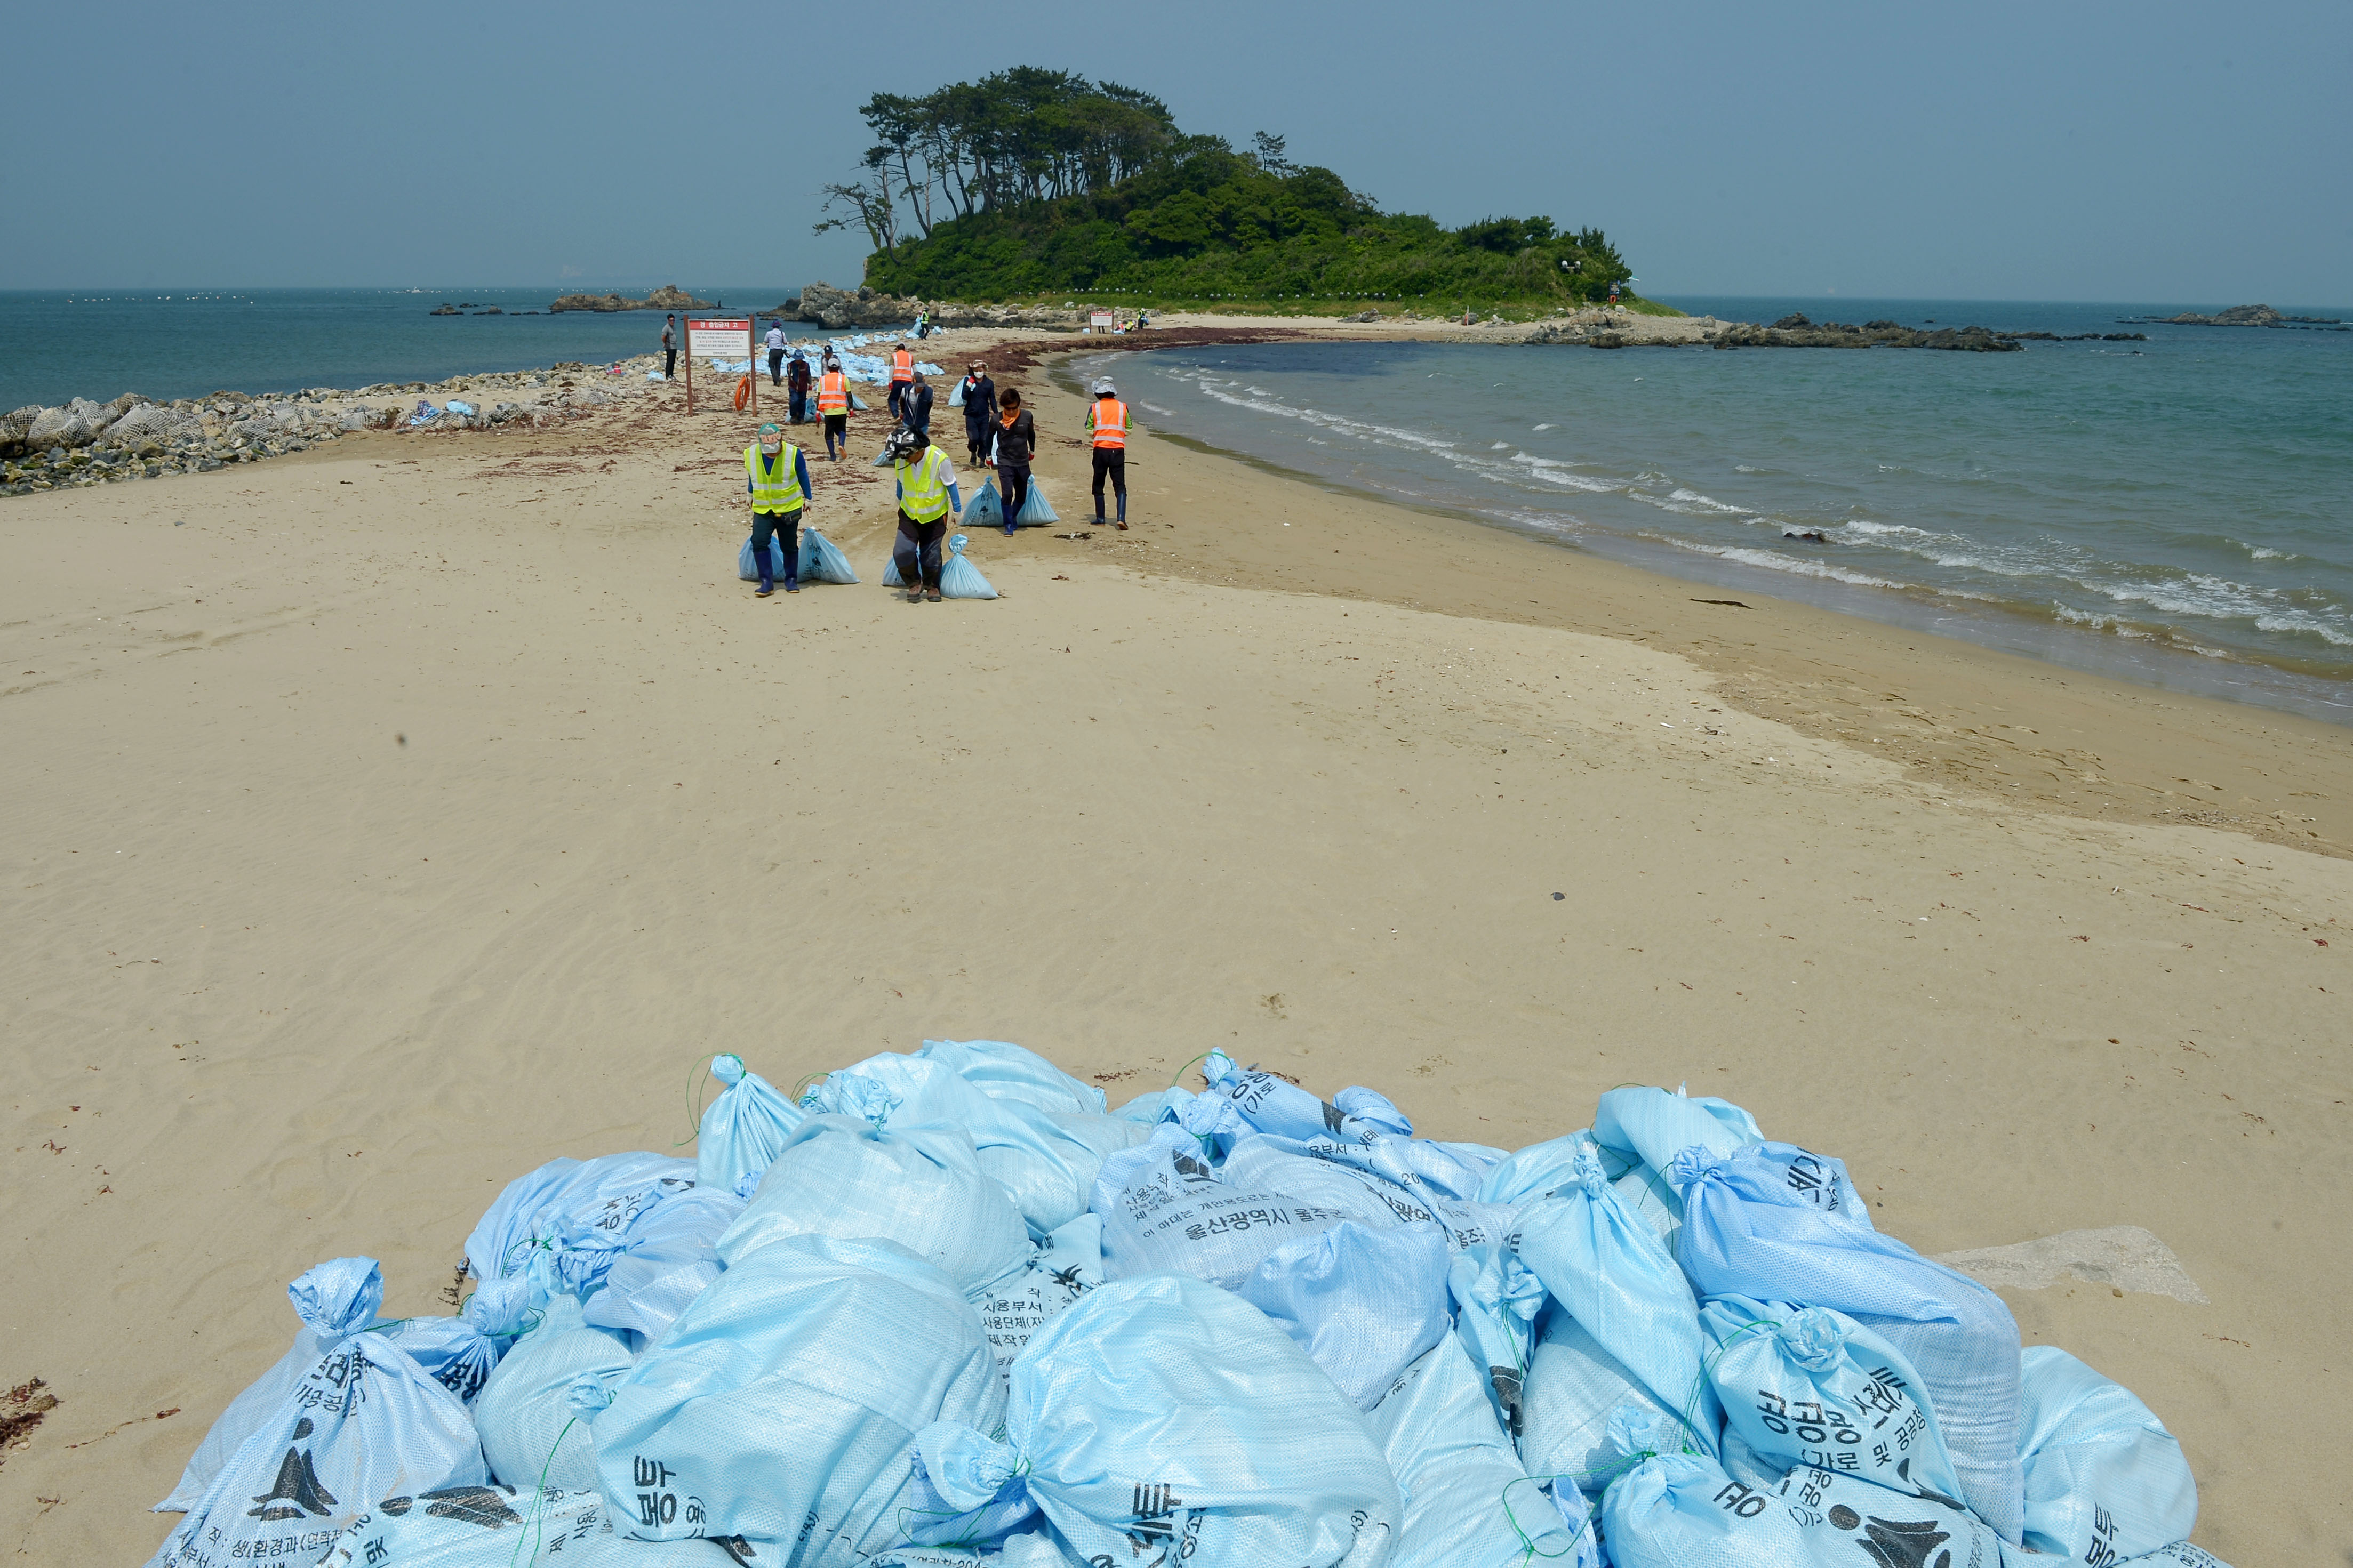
[888,428,962,603]
[746,421,812,598]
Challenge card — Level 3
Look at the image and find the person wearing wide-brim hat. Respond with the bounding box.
[958,361,997,468]
[746,421,812,597]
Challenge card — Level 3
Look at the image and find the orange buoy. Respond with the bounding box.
[732,375,750,412]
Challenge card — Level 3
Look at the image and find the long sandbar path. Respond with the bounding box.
[0,316,2344,1564]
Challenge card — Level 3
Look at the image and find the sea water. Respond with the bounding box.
[0,285,823,411]
[1084,299,2353,722]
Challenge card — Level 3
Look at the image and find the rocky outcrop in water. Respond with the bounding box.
[549,284,715,313]
[1520,308,1723,347]
[1999,331,2147,342]
[2164,304,2283,326]
[2133,303,2346,329]
[1711,316,2022,351]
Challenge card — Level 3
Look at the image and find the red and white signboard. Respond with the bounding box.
[1089,312,1117,332]
[687,317,752,360]
[684,317,756,414]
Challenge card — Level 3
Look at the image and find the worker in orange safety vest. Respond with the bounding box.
[1084,377,1130,529]
[816,359,851,461]
[887,343,915,421]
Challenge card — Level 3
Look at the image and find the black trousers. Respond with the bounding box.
[998,462,1030,525]
[823,413,847,455]
[751,509,801,586]
[888,383,908,419]
[768,349,785,385]
[894,512,946,589]
[789,389,809,423]
[1092,448,1126,515]
[663,348,677,379]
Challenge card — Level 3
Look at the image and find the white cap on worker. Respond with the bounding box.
[1092,378,1116,396]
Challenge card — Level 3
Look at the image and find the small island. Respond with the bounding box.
[810,69,1653,319]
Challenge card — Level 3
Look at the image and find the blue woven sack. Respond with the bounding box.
[1014,478,1059,524]
[901,1273,1399,1564]
[1591,1087,1762,1250]
[1218,1133,1514,1248]
[717,1113,1031,1294]
[370,1268,542,1405]
[1450,1242,1547,1440]
[1698,1294,1965,1507]
[1093,1134,1379,1289]
[693,1053,803,1194]
[1370,1336,1590,1568]
[941,535,997,599]
[1672,1143,2024,1542]
[1236,1218,1453,1410]
[1514,1148,1722,1495]
[590,1234,1003,1552]
[797,528,859,584]
[810,1050,1147,1238]
[967,1214,1106,1389]
[464,1153,694,1288]
[917,1038,1105,1115]
[474,1292,634,1492]
[1600,1451,2010,1568]
[1198,1049,1398,1145]
[961,479,1004,528]
[2018,1346,2196,1562]
[147,1259,486,1568]
[580,1185,747,1349]
[316,1485,739,1568]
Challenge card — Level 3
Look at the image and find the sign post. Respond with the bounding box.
[686,316,753,416]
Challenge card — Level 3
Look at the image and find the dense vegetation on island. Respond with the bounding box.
[816,69,1659,316]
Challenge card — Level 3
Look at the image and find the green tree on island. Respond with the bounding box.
[816,69,1649,316]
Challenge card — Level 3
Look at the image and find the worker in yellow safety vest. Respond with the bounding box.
[745,422,812,597]
[816,361,851,461]
[886,428,963,603]
[1084,377,1131,529]
[888,344,915,421]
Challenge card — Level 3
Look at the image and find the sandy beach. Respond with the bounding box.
[2,325,2346,1564]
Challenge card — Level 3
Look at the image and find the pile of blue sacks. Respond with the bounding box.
[146,1043,2220,1568]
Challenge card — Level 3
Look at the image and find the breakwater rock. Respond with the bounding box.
[777,282,1081,332]
[550,284,715,313]
[2,360,661,498]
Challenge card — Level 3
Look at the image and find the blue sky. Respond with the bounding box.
[3,0,2346,303]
